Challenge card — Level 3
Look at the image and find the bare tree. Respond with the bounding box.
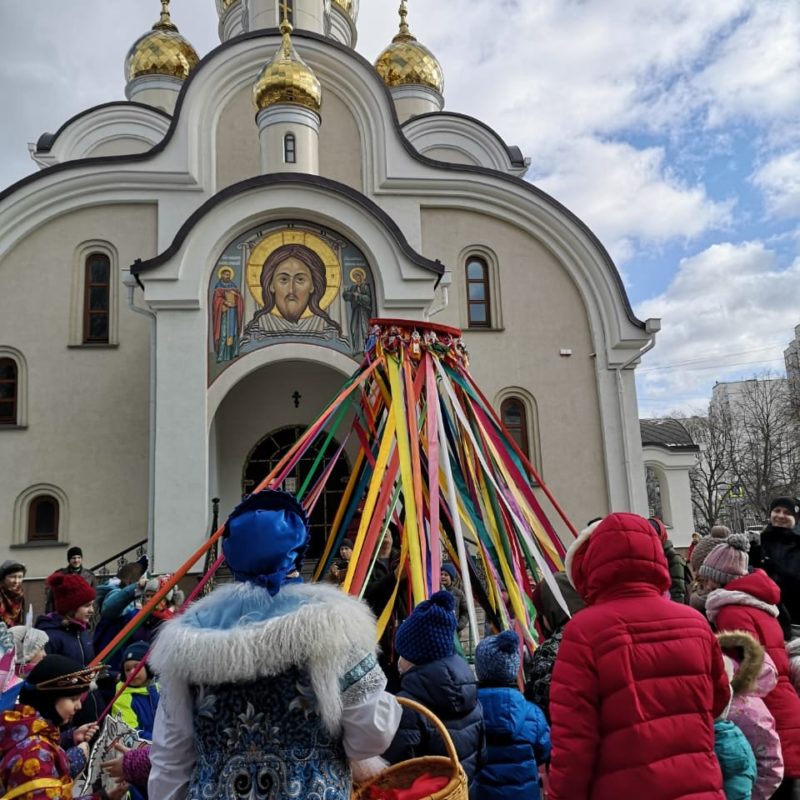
[725,375,800,516]
[678,410,736,533]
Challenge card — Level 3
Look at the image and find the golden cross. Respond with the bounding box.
[279,0,293,24]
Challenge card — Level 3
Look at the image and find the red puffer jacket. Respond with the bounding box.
[548,513,728,800]
[706,569,800,777]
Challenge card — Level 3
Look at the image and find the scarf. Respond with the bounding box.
[705,587,779,624]
[0,588,23,626]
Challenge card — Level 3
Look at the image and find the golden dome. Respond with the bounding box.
[374,1,443,94]
[253,20,322,114]
[125,1,199,83]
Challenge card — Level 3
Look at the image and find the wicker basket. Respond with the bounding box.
[351,696,468,800]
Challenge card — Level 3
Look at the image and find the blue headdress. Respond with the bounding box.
[222,490,310,596]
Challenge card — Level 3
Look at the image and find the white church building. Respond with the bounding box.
[0,0,660,576]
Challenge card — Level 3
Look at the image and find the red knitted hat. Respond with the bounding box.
[47,572,96,616]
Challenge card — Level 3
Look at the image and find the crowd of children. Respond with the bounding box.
[0,491,798,799]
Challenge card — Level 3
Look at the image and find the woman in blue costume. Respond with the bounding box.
[147,489,401,800]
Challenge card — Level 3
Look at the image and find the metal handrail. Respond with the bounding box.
[89,539,148,579]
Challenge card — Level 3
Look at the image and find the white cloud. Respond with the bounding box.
[635,241,799,414]
[694,0,800,130]
[534,138,734,264]
[751,151,800,218]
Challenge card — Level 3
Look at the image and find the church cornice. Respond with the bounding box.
[129,172,444,278]
[0,27,643,333]
[402,111,527,169]
[34,101,172,153]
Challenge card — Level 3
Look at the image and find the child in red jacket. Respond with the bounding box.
[548,513,729,800]
[702,534,800,799]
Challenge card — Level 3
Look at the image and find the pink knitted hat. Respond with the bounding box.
[698,534,749,586]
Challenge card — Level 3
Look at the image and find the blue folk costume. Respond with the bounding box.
[147,490,401,800]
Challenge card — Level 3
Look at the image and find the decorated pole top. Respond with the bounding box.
[365,317,469,368]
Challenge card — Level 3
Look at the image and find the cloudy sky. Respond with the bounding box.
[1,1,798,416]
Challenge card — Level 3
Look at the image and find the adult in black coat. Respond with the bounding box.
[383,592,486,784]
[754,497,800,630]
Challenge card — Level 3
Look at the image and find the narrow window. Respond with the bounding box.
[466,257,491,328]
[501,397,529,458]
[83,253,111,343]
[284,133,297,164]
[0,358,17,425]
[27,495,60,542]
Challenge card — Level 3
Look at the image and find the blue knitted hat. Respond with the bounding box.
[395,590,456,665]
[475,630,520,683]
[223,490,310,596]
[441,563,457,582]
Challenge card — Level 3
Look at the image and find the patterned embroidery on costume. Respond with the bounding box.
[190,666,350,800]
[340,651,384,707]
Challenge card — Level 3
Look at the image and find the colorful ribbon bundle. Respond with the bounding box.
[93,318,576,673]
[305,319,576,647]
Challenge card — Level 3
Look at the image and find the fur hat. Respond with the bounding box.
[0,560,26,582]
[770,496,799,522]
[690,534,727,574]
[698,534,749,586]
[475,630,520,683]
[66,547,83,560]
[395,591,456,665]
[223,489,310,596]
[9,626,49,665]
[46,572,96,616]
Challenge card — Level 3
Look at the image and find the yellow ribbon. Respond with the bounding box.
[386,355,426,606]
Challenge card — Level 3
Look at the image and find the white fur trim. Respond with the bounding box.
[564,520,602,589]
[705,587,779,623]
[149,581,379,735]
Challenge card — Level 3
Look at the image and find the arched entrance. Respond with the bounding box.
[243,425,350,559]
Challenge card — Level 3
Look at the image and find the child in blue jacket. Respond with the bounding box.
[112,641,160,740]
[474,630,550,800]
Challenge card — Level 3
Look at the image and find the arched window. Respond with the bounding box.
[466,256,491,328]
[284,133,297,164]
[501,397,529,459]
[0,358,17,425]
[27,495,60,542]
[83,252,111,343]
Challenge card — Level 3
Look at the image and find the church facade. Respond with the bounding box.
[0,0,659,575]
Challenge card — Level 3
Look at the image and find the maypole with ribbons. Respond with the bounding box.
[92,318,576,671]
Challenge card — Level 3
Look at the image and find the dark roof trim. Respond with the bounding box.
[129,172,444,277]
[35,102,172,153]
[1,27,642,328]
[640,418,700,452]
[402,110,527,167]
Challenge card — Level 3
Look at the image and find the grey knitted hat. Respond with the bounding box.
[9,626,49,665]
[698,534,749,586]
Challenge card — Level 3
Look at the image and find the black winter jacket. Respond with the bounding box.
[383,654,486,783]
[759,524,800,626]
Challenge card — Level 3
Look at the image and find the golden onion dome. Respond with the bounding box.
[252,20,322,113]
[374,0,443,94]
[125,1,199,84]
